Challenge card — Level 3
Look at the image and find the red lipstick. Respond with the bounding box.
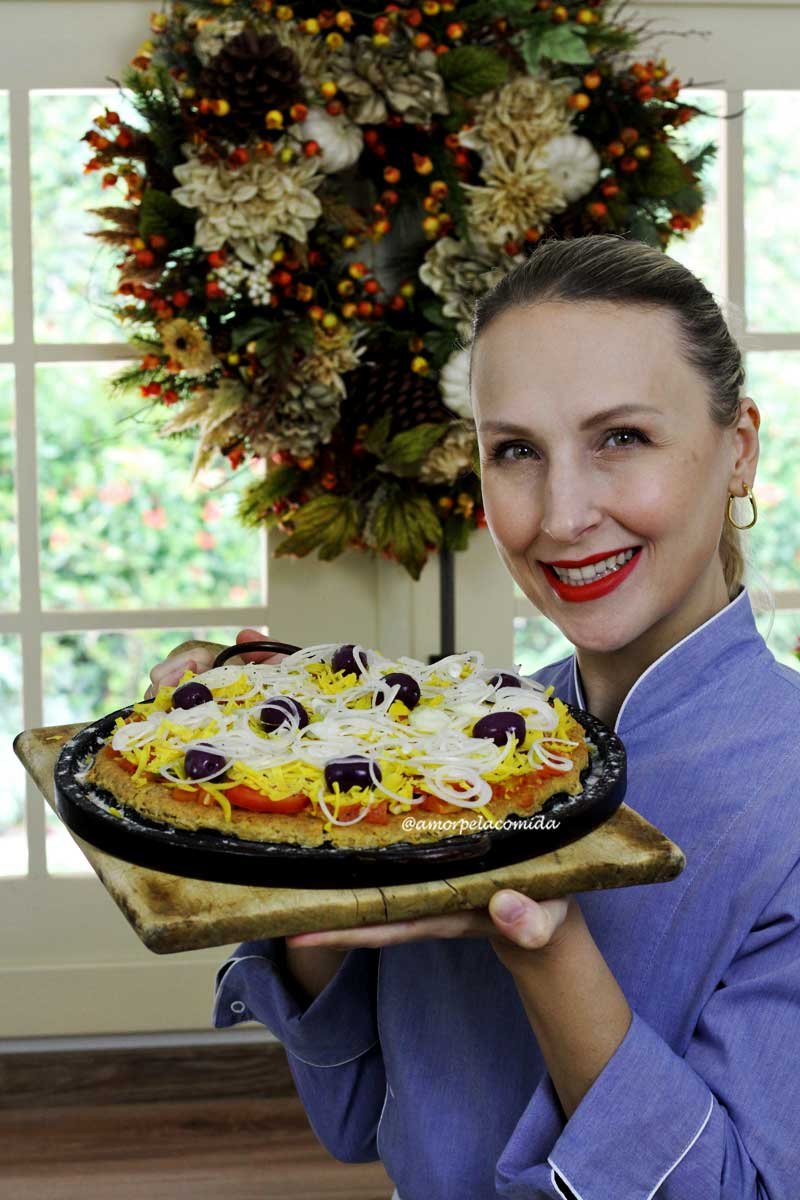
[540,547,642,603]
[545,546,638,568]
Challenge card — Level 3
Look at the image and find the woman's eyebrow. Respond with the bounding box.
[478,403,663,436]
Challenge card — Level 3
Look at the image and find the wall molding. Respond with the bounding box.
[0,1039,292,1109]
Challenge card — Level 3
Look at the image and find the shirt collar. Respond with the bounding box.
[571,585,768,736]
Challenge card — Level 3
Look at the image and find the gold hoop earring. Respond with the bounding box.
[726,481,758,530]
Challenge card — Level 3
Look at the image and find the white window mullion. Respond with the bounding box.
[722,88,745,328]
[0,343,134,364]
[0,607,273,635]
[9,86,46,878]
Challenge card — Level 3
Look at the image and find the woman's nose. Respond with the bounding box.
[539,463,603,546]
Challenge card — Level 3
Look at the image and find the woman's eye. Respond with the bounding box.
[487,427,648,465]
[604,427,647,449]
[490,441,536,463]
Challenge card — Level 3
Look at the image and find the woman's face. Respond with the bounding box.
[472,299,757,656]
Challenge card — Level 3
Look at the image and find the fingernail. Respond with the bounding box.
[493,892,525,922]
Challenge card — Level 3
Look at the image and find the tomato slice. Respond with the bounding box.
[171,786,213,805]
[106,746,159,781]
[224,784,311,813]
[330,799,387,822]
[418,791,461,814]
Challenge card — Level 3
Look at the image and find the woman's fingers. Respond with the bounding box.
[234,626,288,665]
[143,630,289,700]
[488,891,571,951]
[145,650,211,700]
[285,910,494,949]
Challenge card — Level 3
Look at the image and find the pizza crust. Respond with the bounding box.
[84,712,590,849]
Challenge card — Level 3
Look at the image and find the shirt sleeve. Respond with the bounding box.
[212,936,387,1163]
[494,862,800,1200]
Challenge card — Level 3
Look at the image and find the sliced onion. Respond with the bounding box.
[109,641,579,807]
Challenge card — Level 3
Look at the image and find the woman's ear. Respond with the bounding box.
[729,395,760,491]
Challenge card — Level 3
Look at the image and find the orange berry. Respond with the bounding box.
[567,93,591,112]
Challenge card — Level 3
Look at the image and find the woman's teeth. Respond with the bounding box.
[551,548,637,585]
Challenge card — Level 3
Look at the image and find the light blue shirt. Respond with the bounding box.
[212,585,800,1199]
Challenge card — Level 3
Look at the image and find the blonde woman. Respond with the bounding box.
[147,235,799,1200]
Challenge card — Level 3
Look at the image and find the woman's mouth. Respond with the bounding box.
[539,547,642,603]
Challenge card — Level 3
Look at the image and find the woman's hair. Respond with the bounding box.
[464,232,760,605]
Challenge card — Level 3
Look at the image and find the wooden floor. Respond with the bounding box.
[1,1095,395,1199]
[0,1043,395,1200]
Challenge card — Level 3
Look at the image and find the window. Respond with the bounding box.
[0,83,269,878]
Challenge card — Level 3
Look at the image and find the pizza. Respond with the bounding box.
[83,641,592,849]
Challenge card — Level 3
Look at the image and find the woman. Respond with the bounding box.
[147,235,799,1199]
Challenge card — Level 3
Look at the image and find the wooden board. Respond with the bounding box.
[14,721,686,956]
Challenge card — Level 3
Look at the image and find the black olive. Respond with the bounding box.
[489,672,522,690]
[185,747,227,780]
[471,711,526,747]
[376,671,421,710]
[172,681,213,709]
[331,643,369,678]
[259,696,309,733]
[324,756,382,792]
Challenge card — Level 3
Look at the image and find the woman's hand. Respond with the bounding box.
[143,627,288,699]
[285,890,579,973]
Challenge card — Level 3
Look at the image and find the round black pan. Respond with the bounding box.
[54,639,627,888]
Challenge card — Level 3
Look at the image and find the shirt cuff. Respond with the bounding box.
[211,937,380,1068]
[496,1009,714,1200]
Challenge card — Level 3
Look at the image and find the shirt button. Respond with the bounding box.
[230,1000,247,1014]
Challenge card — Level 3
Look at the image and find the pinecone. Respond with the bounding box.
[195,28,306,143]
[341,353,454,440]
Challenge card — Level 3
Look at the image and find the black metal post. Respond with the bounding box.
[428,544,457,664]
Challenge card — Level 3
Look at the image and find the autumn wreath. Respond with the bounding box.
[83,0,712,579]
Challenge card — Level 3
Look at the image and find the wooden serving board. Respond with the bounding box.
[14,721,686,956]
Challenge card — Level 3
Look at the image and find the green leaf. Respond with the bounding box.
[668,184,705,216]
[628,212,661,247]
[439,92,472,135]
[682,141,718,180]
[442,512,472,553]
[382,423,449,477]
[272,494,360,561]
[232,319,316,378]
[362,410,393,456]
[424,328,461,370]
[641,142,689,197]
[458,0,538,27]
[363,488,443,580]
[230,319,275,351]
[138,188,187,237]
[521,25,594,70]
[236,464,303,527]
[437,46,510,97]
[419,298,452,329]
